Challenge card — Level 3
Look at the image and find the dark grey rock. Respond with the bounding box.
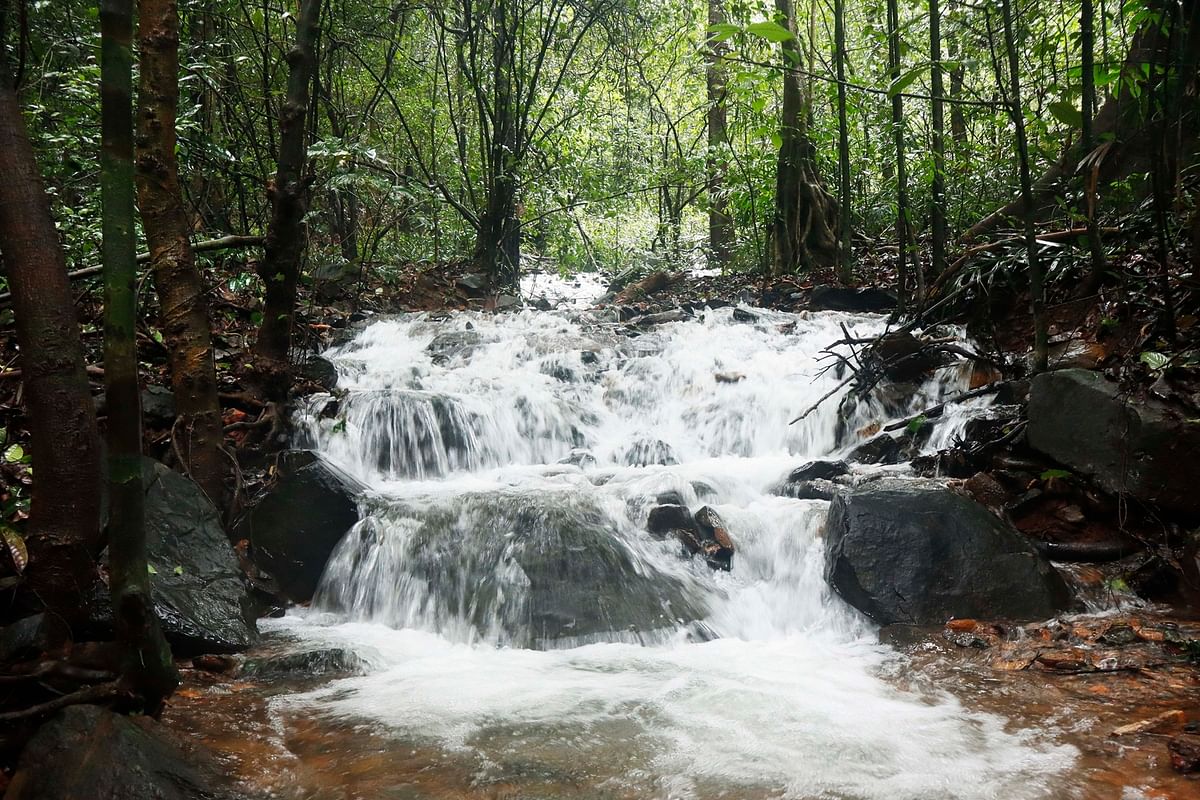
[89,461,255,655]
[1028,369,1200,517]
[236,450,366,603]
[824,478,1071,625]
[846,433,904,465]
[786,460,850,483]
[623,438,678,467]
[775,478,839,501]
[731,308,759,323]
[558,449,597,469]
[425,330,483,363]
[457,272,489,294]
[298,355,339,390]
[646,504,697,538]
[6,705,246,800]
[140,385,176,427]
[0,614,71,664]
[809,286,898,312]
[241,647,363,680]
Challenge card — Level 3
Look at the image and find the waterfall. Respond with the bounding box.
[270,303,1077,799]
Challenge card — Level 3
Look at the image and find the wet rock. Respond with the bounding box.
[298,355,338,390]
[846,433,904,465]
[785,460,850,483]
[89,461,255,655]
[558,449,597,469]
[961,404,1023,444]
[694,506,734,571]
[6,705,245,800]
[0,614,71,664]
[1169,734,1200,773]
[776,478,839,501]
[623,438,678,467]
[824,478,1071,625]
[654,489,687,507]
[494,293,521,311]
[632,309,688,326]
[714,371,745,384]
[425,330,482,363]
[140,385,176,427]
[646,504,696,538]
[809,285,898,312]
[328,493,705,645]
[962,471,1008,512]
[457,272,489,295]
[731,307,759,323]
[1028,369,1200,517]
[236,450,366,603]
[240,647,363,679]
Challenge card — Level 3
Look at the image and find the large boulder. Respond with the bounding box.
[91,461,255,655]
[1028,369,1200,517]
[809,285,897,313]
[236,450,365,603]
[317,491,706,647]
[5,705,246,800]
[824,478,1071,625]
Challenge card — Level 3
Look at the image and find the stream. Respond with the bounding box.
[167,293,1194,799]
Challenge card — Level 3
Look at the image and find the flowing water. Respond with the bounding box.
[221,301,1103,800]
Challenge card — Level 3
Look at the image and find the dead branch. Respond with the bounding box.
[0,680,128,723]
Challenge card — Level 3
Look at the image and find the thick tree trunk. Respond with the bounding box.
[706,0,734,268]
[770,0,838,275]
[101,0,177,710]
[249,0,322,401]
[0,84,103,623]
[966,0,1199,242]
[135,0,227,507]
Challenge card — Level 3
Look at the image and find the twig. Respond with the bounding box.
[0,680,127,723]
[788,373,856,424]
[883,382,1006,431]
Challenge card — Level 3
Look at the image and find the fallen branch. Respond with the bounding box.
[0,365,105,380]
[883,383,1006,432]
[0,680,127,723]
[788,373,856,425]
[0,234,264,306]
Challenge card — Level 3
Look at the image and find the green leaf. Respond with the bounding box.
[3,444,24,463]
[707,23,740,42]
[905,415,927,435]
[1139,351,1169,371]
[173,565,184,575]
[887,65,926,98]
[1,525,27,573]
[1047,101,1083,128]
[1040,468,1072,480]
[147,564,158,575]
[745,20,794,43]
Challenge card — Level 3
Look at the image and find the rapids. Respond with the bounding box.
[270,303,1079,799]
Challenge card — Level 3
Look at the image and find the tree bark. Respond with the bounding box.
[249,0,322,401]
[1079,0,1107,286]
[929,0,947,279]
[135,0,227,507]
[833,0,853,282]
[887,0,918,305]
[0,84,103,624]
[706,0,734,268]
[770,0,838,275]
[101,0,178,711]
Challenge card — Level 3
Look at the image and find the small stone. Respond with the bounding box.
[714,372,745,384]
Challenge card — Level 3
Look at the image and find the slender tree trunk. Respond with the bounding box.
[135,0,226,507]
[929,0,947,279]
[998,0,1049,371]
[706,0,734,268]
[0,86,103,624]
[834,0,853,283]
[101,0,178,711]
[887,0,918,305]
[1079,0,1107,287]
[949,37,967,145]
[249,0,322,401]
[771,0,838,275]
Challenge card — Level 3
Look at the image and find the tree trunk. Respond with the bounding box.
[1079,0,1107,287]
[770,0,838,276]
[101,0,178,711]
[833,0,853,282]
[249,0,322,401]
[887,0,918,305]
[0,85,103,625]
[135,0,227,507]
[706,0,734,268]
[929,0,947,279]
[998,0,1049,371]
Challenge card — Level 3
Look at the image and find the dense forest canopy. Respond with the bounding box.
[6,0,1191,285]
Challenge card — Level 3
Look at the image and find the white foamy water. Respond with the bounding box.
[275,306,1076,799]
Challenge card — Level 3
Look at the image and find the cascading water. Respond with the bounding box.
[271,304,1078,799]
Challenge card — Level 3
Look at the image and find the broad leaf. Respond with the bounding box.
[2,525,27,573]
[745,21,794,43]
